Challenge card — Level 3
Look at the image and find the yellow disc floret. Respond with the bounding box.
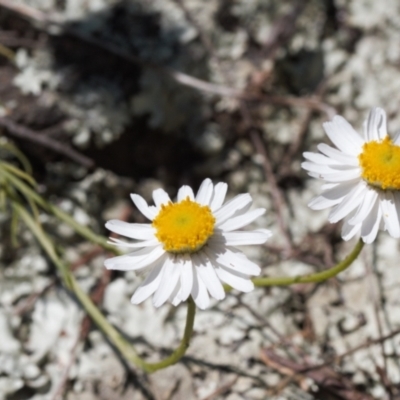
[359,136,400,190]
[152,198,215,253]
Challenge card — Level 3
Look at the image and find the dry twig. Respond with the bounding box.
[261,0,305,59]
[0,0,336,118]
[247,127,293,254]
[0,116,95,168]
[261,348,375,400]
[49,268,112,400]
[200,377,239,400]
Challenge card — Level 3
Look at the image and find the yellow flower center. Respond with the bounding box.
[358,136,400,190]
[152,198,215,253]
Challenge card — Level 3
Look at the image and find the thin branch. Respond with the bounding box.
[170,0,216,59]
[0,0,48,23]
[279,81,332,175]
[13,280,55,315]
[261,0,305,59]
[295,327,400,373]
[200,377,238,400]
[0,0,336,118]
[0,116,95,168]
[0,30,36,48]
[373,268,400,376]
[365,252,389,380]
[50,267,112,400]
[248,128,293,254]
[0,42,15,61]
[261,348,375,400]
[49,327,82,400]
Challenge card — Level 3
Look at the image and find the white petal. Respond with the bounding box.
[104,247,153,268]
[217,208,266,231]
[324,169,362,182]
[195,178,213,205]
[105,220,155,240]
[179,255,193,302]
[308,180,359,210]
[392,130,400,145]
[361,199,382,243]
[152,188,171,207]
[168,256,191,305]
[323,116,364,156]
[193,252,225,300]
[381,191,400,238]
[104,246,165,271]
[130,194,158,220]
[348,188,378,225]
[169,281,183,306]
[108,237,159,248]
[215,266,254,292]
[303,152,341,166]
[153,256,181,307]
[130,254,167,304]
[328,182,367,223]
[210,182,228,211]
[302,162,355,175]
[305,166,361,182]
[364,107,387,141]
[317,143,360,166]
[395,193,400,228]
[177,185,195,202]
[342,211,361,241]
[214,193,252,224]
[212,229,272,246]
[321,183,338,190]
[205,244,261,276]
[191,268,210,309]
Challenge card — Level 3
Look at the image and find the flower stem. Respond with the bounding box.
[14,202,196,373]
[2,166,119,254]
[144,296,196,373]
[253,238,364,287]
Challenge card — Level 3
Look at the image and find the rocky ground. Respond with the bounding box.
[1,0,400,399]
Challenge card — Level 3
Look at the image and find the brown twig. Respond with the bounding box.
[170,0,216,59]
[49,324,83,400]
[70,247,105,271]
[49,269,112,400]
[0,0,48,23]
[200,377,239,400]
[247,126,293,254]
[261,0,305,59]
[291,326,400,375]
[0,0,336,119]
[371,254,400,375]
[279,81,333,176]
[0,30,36,48]
[13,280,55,315]
[13,245,106,316]
[279,110,315,176]
[366,259,389,381]
[48,203,134,399]
[0,116,95,168]
[261,348,375,400]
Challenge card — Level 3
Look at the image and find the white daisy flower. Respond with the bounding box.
[302,107,400,244]
[104,179,272,309]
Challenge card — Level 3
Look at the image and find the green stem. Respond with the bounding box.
[0,141,33,174]
[2,166,119,254]
[145,296,196,373]
[253,239,364,287]
[14,203,196,373]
